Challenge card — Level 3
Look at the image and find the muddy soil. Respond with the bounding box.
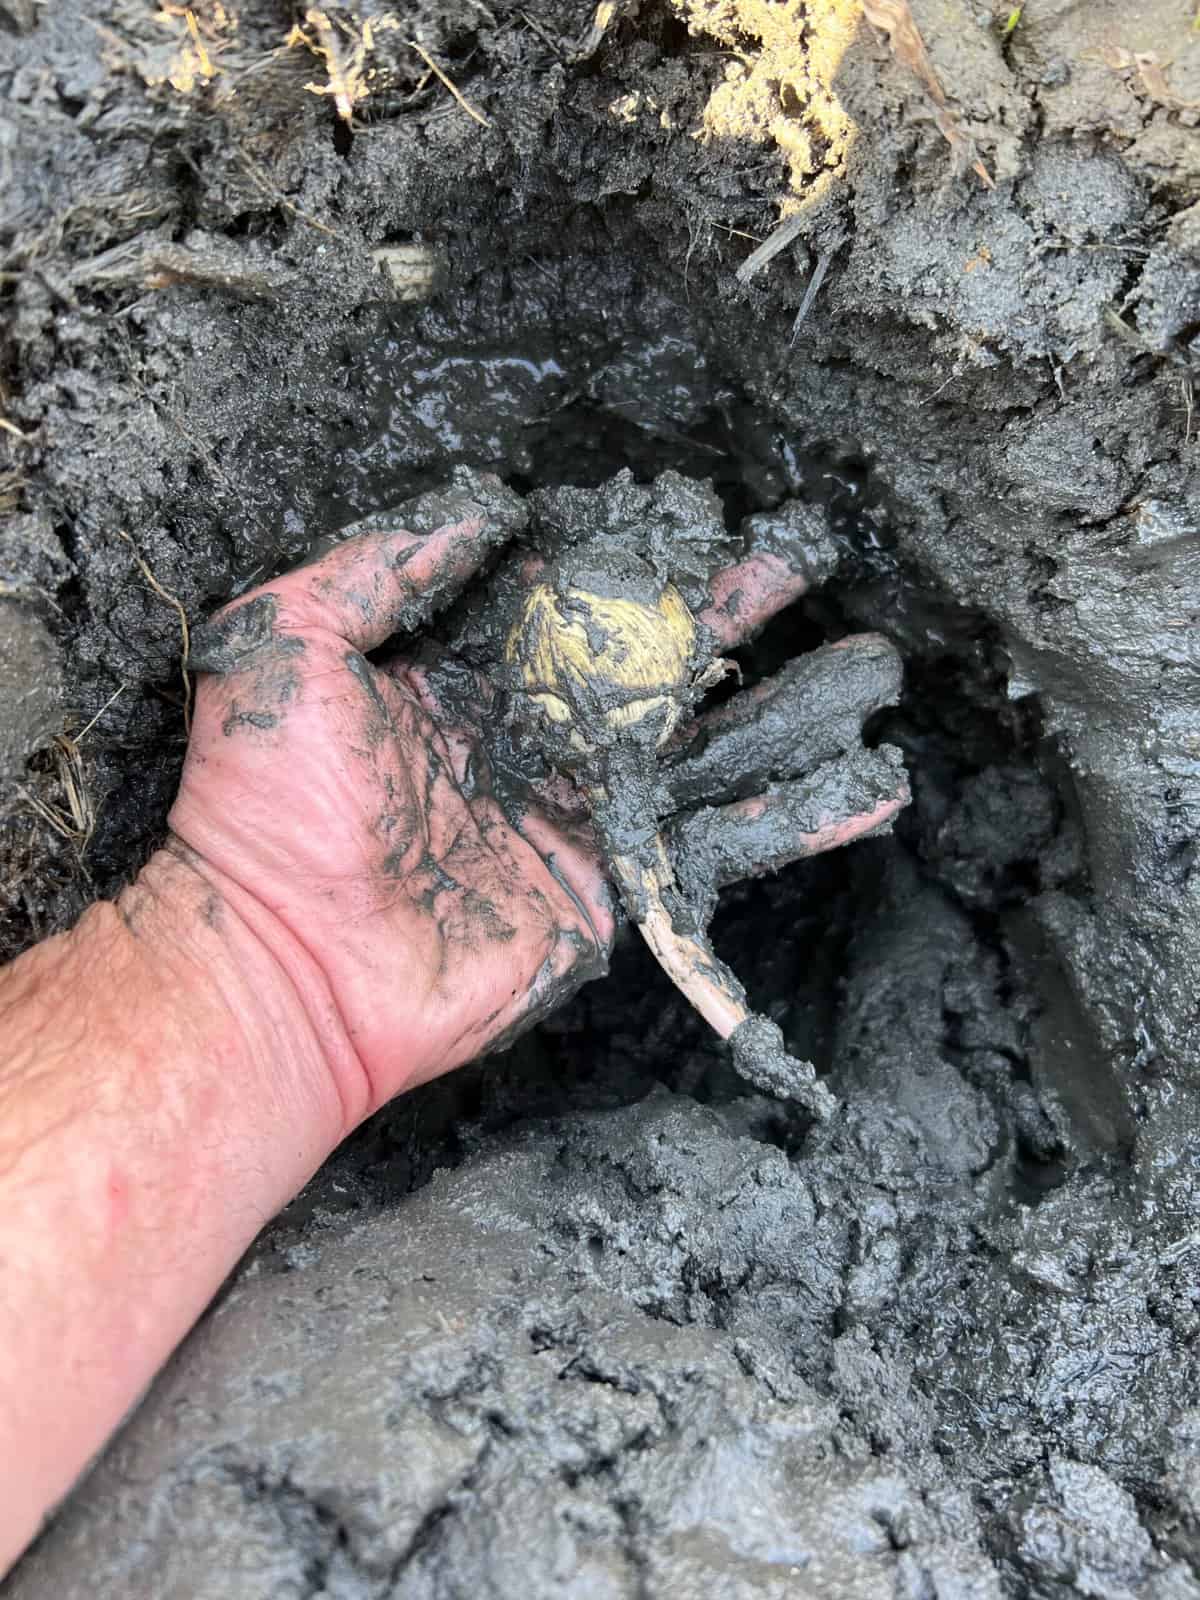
[3,0,1200,1594]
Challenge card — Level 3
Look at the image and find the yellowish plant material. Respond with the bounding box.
[506,579,698,751]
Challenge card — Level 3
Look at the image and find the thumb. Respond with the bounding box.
[200,470,528,662]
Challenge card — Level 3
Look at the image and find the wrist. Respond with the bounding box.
[116,841,368,1162]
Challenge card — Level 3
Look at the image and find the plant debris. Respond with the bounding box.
[862,0,995,188]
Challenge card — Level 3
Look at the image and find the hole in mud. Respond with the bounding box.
[269,247,1092,1209]
[27,234,1091,1217]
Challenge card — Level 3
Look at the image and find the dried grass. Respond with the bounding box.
[861,0,994,189]
[117,532,193,735]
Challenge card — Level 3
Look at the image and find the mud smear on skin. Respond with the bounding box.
[5,0,1200,1593]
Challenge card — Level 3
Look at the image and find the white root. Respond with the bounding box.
[609,838,750,1041]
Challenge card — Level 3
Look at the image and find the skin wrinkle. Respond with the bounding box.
[421,729,446,806]
[116,878,150,936]
[407,818,518,952]
[373,767,433,915]
[416,854,461,911]
[459,790,593,1003]
[441,828,517,945]
[373,700,468,911]
[150,843,373,1139]
[376,757,422,870]
[462,889,517,944]
[535,846,607,957]
[380,842,414,880]
[476,793,601,965]
[414,860,454,986]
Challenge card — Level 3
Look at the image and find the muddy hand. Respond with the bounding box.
[171,475,614,1122]
[665,632,910,923]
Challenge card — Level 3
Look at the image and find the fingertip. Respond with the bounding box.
[698,551,808,649]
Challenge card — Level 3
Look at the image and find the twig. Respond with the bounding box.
[408,40,490,126]
[919,368,964,406]
[234,150,337,239]
[519,9,563,55]
[117,531,193,735]
[17,785,78,842]
[790,250,834,340]
[862,0,994,189]
[735,212,805,284]
[76,683,128,744]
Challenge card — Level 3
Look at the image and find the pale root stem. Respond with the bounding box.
[610,841,749,1041]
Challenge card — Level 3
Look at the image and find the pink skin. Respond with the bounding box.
[697,550,809,649]
[714,787,910,863]
[171,515,903,1123]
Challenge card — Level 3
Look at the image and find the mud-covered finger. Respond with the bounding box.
[698,498,839,649]
[666,745,910,917]
[190,470,527,670]
[667,632,903,809]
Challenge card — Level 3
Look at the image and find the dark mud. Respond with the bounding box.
[3,0,1200,1593]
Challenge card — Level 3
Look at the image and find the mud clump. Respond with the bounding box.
[4,0,1200,1594]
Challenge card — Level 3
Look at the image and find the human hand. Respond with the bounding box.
[168,472,907,1136]
[0,473,908,1574]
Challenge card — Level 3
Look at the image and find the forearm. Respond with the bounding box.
[0,847,347,1573]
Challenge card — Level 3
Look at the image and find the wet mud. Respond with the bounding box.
[3,0,1200,1593]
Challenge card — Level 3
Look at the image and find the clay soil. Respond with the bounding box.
[3,0,1200,1594]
